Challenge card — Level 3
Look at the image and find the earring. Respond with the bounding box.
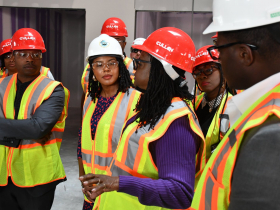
[93,75,97,81]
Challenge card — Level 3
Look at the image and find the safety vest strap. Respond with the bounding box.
[40,66,50,77]
[0,68,8,79]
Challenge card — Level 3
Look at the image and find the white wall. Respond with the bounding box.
[1,0,136,60]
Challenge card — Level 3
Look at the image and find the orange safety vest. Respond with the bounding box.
[191,83,280,210]
[92,98,206,210]
[0,73,70,187]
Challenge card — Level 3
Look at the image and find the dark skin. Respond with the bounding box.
[217,33,278,90]
[14,49,51,145]
[14,50,41,83]
[134,51,151,90]
[111,36,126,53]
[79,51,152,200]
[3,52,17,75]
[79,56,121,200]
[193,62,225,101]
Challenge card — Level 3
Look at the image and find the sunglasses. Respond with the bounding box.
[133,58,151,70]
[131,48,142,54]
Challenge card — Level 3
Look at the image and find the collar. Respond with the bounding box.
[226,72,280,125]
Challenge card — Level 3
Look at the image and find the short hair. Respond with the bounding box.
[219,22,280,60]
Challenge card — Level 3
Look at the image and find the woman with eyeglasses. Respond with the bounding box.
[77,34,140,210]
[79,27,206,210]
[0,39,17,78]
[192,45,232,161]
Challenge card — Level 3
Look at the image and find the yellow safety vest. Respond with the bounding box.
[0,73,70,187]
[93,97,206,210]
[194,93,232,161]
[81,64,90,93]
[0,68,8,79]
[191,84,280,210]
[81,88,140,203]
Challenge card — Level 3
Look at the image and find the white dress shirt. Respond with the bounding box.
[225,72,280,126]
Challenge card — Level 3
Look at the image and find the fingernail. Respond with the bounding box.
[84,181,88,184]
[91,188,96,192]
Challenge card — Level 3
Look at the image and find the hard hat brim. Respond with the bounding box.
[203,19,280,34]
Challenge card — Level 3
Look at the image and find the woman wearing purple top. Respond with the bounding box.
[79,27,205,209]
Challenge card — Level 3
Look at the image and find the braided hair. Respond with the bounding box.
[134,57,193,131]
[87,55,133,102]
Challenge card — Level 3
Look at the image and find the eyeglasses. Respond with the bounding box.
[131,48,142,54]
[14,51,42,60]
[3,53,13,59]
[207,42,258,60]
[133,58,151,70]
[92,61,119,70]
[192,65,219,79]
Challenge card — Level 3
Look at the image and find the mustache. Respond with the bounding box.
[23,63,36,68]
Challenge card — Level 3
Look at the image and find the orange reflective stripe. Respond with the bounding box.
[18,139,58,149]
[3,74,16,118]
[114,158,148,178]
[34,82,57,112]
[23,76,45,118]
[133,107,189,172]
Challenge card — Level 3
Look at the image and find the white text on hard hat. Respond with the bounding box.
[156,41,174,52]
[19,37,36,41]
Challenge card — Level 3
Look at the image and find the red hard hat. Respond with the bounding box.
[101,17,128,37]
[11,28,46,53]
[211,32,218,39]
[0,39,12,56]
[193,45,219,69]
[132,27,195,73]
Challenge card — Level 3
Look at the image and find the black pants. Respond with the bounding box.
[0,178,56,210]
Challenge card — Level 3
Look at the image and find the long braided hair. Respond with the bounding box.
[87,55,133,102]
[134,57,193,131]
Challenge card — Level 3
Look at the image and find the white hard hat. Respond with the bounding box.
[86,34,124,62]
[203,0,280,34]
[132,38,146,46]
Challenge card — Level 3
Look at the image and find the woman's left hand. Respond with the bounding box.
[79,174,119,200]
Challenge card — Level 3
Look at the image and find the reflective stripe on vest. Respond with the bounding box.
[81,88,140,175]
[0,68,8,79]
[81,64,90,93]
[191,84,280,210]
[0,73,69,187]
[194,92,232,160]
[40,66,50,77]
[93,98,206,210]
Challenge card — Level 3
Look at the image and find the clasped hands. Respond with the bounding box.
[79,174,119,202]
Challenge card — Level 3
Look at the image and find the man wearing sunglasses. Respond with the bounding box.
[130,38,146,59]
[191,0,280,210]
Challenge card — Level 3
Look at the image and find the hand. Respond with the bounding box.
[79,174,119,200]
[32,132,52,145]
